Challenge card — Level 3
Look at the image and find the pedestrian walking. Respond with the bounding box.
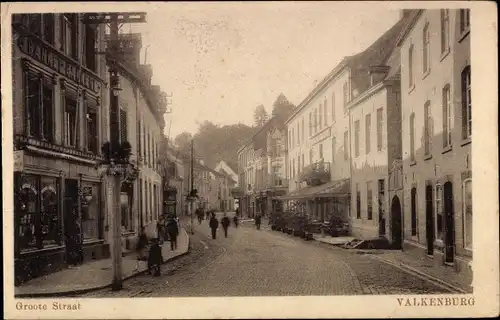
[166,216,179,251]
[209,214,219,239]
[221,213,230,238]
[147,238,163,276]
[133,226,149,272]
[233,215,239,228]
[255,214,262,230]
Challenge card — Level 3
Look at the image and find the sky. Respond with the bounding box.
[129,2,401,138]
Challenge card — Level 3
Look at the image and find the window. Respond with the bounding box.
[318,104,323,130]
[319,143,323,159]
[408,44,414,87]
[411,187,417,236]
[25,74,41,137]
[81,183,100,239]
[309,149,313,164]
[378,179,385,233]
[332,136,336,163]
[365,113,371,154]
[440,9,450,54]
[367,181,373,220]
[344,131,349,160]
[323,99,328,127]
[308,113,312,136]
[288,130,291,149]
[291,128,295,148]
[314,109,318,133]
[423,23,430,73]
[343,82,350,112]
[424,101,432,156]
[42,14,55,44]
[292,158,296,178]
[410,113,415,162]
[297,156,301,174]
[442,85,452,148]
[61,14,77,59]
[354,120,360,157]
[139,178,143,225]
[460,9,471,34]
[356,184,361,219]
[85,24,97,72]
[64,97,77,147]
[42,86,54,142]
[301,117,305,141]
[149,182,153,221]
[463,179,472,249]
[297,123,300,145]
[435,185,443,241]
[376,108,383,151]
[25,14,42,36]
[138,120,142,159]
[331,92,336,122]
[86,107,98,153]
[462,66,471,139]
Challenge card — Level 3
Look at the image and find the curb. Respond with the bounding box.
[313,237,469,294]
[15,229,192,298]
[370,255,470,294]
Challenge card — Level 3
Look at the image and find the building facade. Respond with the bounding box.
[281,60,352,223]
[12,13,109,284]
[347,15,409,240]
[107,33,167,242]
[214,160,239,211]
[398,9,471,276]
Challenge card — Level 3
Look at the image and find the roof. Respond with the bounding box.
[395,10,425,46]
[286,14,412,124]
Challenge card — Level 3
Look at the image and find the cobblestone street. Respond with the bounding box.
[82,218,449,297]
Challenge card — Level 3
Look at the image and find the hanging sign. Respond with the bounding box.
[14,150,24,172]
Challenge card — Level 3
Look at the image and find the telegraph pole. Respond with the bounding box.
[84,12,146,291]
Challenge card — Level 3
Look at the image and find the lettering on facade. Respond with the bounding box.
[312,127,331,145]
[18,35,102,93]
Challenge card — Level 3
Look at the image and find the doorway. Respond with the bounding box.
[390,196,402,249]
[443,182,455,263]
[425,185,434,255]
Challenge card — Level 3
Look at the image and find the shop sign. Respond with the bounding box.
[18,35,102,93]
[14,150,24,171]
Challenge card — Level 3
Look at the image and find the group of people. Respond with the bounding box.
[207,212,239,239]
[134,215,180,277]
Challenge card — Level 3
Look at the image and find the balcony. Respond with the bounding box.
[298,161,331,186]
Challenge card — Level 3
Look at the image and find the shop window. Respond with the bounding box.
[81,184,99,240]
[463,179,472,249]
[17,175,61,252]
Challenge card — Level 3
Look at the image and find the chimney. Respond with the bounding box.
[399,9,413,19]
[369,65,390,86]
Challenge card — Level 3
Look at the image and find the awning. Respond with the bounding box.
[276,179,350,201]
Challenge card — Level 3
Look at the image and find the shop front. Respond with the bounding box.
[14,149,108,285]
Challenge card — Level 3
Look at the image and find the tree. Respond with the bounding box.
[253,104,268,127]
[271,93,295,119]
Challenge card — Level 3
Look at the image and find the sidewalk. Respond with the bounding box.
[369,251,473,294]
[15,228,190,298]
[313,235,472,293]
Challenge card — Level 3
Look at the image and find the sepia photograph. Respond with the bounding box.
[2,1,498,319]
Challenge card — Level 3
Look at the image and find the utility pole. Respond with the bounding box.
[84,12,146,291]
[190,139,195,234]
